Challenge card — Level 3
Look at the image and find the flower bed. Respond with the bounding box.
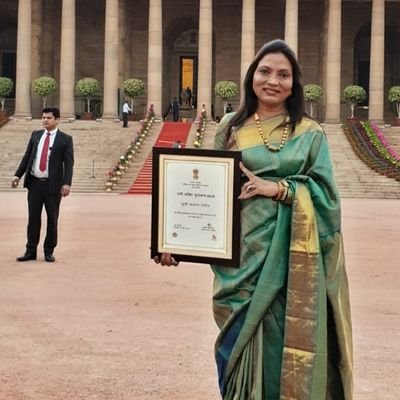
[193,106,207,148]
[363,122,400,163]
[343,118,400,181]
[104,105,155,191]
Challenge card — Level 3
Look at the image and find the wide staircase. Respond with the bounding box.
[1,118,399,198]
[323,123,400,198]
[0,118,161,193]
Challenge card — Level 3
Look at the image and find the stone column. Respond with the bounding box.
[240,0,255,87]
[14,0,32,117]
[31,0,43,117]
[324,0,342,123]
[102,0,119,119]
[119,0,126,83]
[41,2,55,77]
[59,0,76,119]
[368,0,385,122]
[284,0,298,57]
[147,0,163,116]
[197,0,212,115]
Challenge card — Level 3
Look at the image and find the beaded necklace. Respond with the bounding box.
[254,113,290,152]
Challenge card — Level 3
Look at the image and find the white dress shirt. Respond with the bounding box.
[122,102,132,114]
[31,129,58,178]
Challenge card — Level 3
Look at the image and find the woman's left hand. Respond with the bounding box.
[154,252,179,267]
[238,162,279,200]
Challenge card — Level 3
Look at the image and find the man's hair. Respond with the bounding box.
[42,107,60,119]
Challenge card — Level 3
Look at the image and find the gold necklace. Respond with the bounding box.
[254,113,290,152]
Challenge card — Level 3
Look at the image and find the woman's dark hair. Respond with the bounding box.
[226,39,304,138]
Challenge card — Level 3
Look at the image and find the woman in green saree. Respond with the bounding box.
[156,39,353,400]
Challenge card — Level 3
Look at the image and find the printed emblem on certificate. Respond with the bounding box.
[151,147,241,267]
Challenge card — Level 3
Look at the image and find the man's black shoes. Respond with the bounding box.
[16,253,37,262]
[16,253,55,262]
[44,254,55,262]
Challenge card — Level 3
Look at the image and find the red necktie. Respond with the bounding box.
[39,132,50,172]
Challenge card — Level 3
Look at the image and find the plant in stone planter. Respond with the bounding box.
[75,77,101,116]
[32,76,57,108]
[343,85,366,119]
[304,84,323,118]
[388,86,400,124]
[0,77,13,114]
[215,80,238,114]
[122,78,145,111]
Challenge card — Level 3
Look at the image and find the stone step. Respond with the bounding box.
[1,119,399,198]
[0,117,162,194]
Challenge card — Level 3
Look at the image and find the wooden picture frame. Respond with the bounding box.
[151,147,241,267]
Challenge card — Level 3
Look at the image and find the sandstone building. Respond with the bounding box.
[0,0,399,122]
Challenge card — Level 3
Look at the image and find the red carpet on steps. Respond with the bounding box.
[127,122,191,194]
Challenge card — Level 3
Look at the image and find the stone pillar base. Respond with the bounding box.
[101,113,119,120]
[13,113,32,119]
[324,118,342,124]
[369,119,384,125]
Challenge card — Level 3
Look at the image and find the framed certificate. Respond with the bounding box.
[151,147,241,267]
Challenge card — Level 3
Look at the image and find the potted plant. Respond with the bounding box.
[75,77,101,120]
[388,86,400,126]
[122,78,145,120]
[304,84,323,118]
[214,80,238,115]
[343,85,366,119]
[32,76,57,108]
[0,77,13,120]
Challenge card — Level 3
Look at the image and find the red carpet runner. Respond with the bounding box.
[127,122,191,194]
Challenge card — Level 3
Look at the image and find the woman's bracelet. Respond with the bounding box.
[272,181,283,201]
[272,179,289,202]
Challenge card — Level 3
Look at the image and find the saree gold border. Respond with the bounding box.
[280,184,327,400]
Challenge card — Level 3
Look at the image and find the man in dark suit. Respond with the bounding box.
[11,107,74,263]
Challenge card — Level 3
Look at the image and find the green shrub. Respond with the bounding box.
[343,85,366,118]
[215,81,238,101]
[32,76,57,108]
[122,78,145,109]
[304,84,323,117]
[0,77,14,111]
[75,78,101,112]
[215,81,238,114]
[388,86,400,118]
[304,84,323,103]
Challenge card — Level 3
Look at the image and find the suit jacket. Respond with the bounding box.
[15,129,74,194]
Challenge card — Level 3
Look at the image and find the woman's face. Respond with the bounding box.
[252,52,293,110]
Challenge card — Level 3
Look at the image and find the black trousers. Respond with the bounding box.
[26,178,62,255]
[122,112,129,127]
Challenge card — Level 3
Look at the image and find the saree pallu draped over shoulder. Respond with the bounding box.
[211,114,353,400]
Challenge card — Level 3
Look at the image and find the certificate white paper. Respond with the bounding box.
[151,148,241,266]
[162,158,230,255]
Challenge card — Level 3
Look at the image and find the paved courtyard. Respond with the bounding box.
[0,192,398,399]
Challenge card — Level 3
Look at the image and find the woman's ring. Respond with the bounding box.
[247,185,255,192]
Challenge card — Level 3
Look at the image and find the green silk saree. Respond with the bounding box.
[212,114,353,400]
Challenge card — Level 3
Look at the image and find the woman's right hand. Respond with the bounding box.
[154,253,179,267]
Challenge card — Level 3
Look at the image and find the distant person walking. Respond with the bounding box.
[225,103,233,113]
[171,140,182,149]
[185,87,192,107]
[11,107,74,263]
[122,100,132,128]
[170,97,180,122]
